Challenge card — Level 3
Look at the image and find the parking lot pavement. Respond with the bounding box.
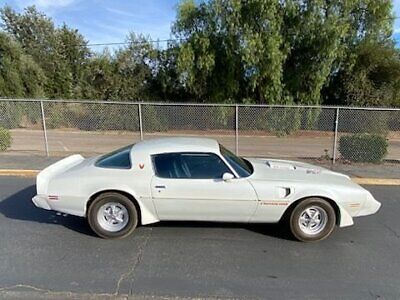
[0,177,399,299]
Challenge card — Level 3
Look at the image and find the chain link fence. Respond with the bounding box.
[0,99,399,164]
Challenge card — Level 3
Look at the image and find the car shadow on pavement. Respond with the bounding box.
[0,185,96,237]
[150,221,295,241]
[0,185,295,241]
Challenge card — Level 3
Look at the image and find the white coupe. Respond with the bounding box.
[32,137,381,242]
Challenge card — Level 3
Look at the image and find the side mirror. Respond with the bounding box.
[222,172,235,182]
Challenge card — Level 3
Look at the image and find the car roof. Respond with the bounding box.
[132,137,220,155]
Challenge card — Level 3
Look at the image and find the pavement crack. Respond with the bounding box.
[114,228,153,296]
[0,284,53,293]
[0,284,129,299]
[369,289,382,299]
[382,223,400,239]
[56,252,68,263]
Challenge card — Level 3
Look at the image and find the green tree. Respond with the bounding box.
[112,33,156,101]
[151,44,191,101]
[83,34,156,101]
[54,24,91,98]
[0,1,398,107]
[344,41,400,107]
[322,0,394,106]
[173,0,396,105]
[0,32,45,97]
[173,0,285,103]
[0,5,91,99]
[83,50,115,100]
[0,32,45,128]
[281,1,354,105]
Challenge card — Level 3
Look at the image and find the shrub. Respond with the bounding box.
[338,110,388,135]
[0,127,12,151]
[339,133,388,163]
[0,102,23,129]
[46,105,69,129]
[300,107,321,130]
[238,107,303,136]
[265,107,301,136]
[142,105,168,132]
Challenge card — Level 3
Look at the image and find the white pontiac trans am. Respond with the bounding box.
[32,137,381,242]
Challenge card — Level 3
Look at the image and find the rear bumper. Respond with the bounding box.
[32,194,86,217]
[32,195,51,210]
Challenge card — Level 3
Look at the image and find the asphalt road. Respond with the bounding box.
[0,177,399,299]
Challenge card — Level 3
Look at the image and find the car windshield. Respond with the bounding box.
[219,145,253,177]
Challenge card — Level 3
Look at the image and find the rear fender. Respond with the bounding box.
[37,155,84,194]
[86,187,159,225]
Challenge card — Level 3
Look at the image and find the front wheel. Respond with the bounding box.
[88,192,138,239]
[289,198,336,242]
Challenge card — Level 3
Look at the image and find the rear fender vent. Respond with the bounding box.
[277,187,292,198]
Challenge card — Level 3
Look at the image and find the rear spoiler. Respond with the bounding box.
[36,154,85,194]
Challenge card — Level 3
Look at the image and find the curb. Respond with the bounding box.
[0,170,39,177]
[351,178,400,186]
[0,169,398,185]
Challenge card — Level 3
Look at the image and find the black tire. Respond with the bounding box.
[88,192,138,239]
[289,198,336,242]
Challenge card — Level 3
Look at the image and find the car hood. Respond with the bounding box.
[245,158,351,184]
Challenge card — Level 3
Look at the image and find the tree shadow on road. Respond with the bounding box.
[0,185,295,241]
[0,185,96,237]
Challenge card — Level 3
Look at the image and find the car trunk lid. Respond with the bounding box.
[36,154,85,194]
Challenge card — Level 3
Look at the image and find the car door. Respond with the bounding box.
[150,152,258,222]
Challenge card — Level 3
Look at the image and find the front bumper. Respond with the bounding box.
[32,195,51,210]
[356,193,381,217]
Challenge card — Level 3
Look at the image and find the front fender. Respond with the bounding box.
[336,203,354,227]
[290,188,354,228]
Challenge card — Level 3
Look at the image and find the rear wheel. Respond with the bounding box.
[289,198,336,242]
[88,192,138,239]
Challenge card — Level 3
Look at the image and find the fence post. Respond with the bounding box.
[40,100,49,157]
[235,105,239,155]
[332,108,340,165]
[138,103,144,141]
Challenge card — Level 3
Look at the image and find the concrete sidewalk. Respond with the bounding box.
[8,128,400,160]
[0,153,63,171]
[318,161,400,179]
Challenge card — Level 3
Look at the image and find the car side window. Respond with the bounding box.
[152,153,184,178]
[95,145,132,169]
[152,153,231,179]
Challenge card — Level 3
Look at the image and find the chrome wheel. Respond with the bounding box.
[298,206,328,235]
[97,202,129,232]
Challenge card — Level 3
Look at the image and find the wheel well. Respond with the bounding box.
[86,190,142,225]
[281,196,341,225]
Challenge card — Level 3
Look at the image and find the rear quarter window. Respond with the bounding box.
[95,145,132,169]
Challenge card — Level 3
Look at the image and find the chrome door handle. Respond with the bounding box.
[155,185,166,189]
